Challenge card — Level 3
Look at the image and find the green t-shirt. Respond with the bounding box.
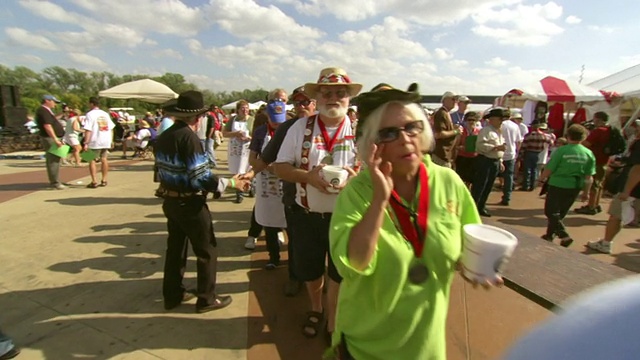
[327,155,481,360]
[546,144,596,189]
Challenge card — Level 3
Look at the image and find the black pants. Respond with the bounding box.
[544,185,580,238]
[471,155,500,211]
[284,205,298,281]
[162,195,218,306]
[264,226,281,263]
[248,206,263,238]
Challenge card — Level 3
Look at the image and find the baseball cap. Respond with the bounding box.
[290,86,310,101]
[458,95,471,103]
[441,91,458,102]
[267,99,287,124]
[43,95,61,103]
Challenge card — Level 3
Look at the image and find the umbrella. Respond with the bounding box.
[99,79,178,104]
[502,76,618,104]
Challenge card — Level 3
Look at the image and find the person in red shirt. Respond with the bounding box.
[576,111,611,215]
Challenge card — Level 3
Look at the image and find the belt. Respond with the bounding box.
[478,154,501,161]
[164,190,203,198]
[290,203,332,219]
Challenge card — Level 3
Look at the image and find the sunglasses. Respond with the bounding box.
[294,99,312,107]
[376,120,424,144]
[320,89,348,100]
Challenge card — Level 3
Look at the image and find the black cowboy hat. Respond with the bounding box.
[163,90,208,116]
[356,83,421,135]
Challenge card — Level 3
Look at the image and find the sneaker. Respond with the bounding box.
[244,236,257,250]
[575,206,597,215]
[265,260,280,270]
[586,239,612,254]
[277,232,286,246]
[51,183,67,190]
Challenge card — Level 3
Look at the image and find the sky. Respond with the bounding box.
[1,0,639,97]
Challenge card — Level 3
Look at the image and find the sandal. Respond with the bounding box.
[99,181,108,187]
[86,182,99,189]
[302,311,323,338]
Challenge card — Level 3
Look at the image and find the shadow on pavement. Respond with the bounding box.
[46,197,163,206]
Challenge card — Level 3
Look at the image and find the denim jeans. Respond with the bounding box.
[471,155,500,211]
[205,138,217,166]
[0,329,15,357]
[523,151,541,190]
[501,159,515,202]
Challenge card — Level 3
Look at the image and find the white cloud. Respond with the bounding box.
[20,54,43,64]
[155,49,183,60]
[19,0,80,24]
[68,52,108,68]
[5,27,57,51]
[206,0,323,43]
[471,2,565,46]
[565,15,582,24]
[485,57,509,67]
[449,59,469,67]
[434,48,453,60]
[588,25,617,34]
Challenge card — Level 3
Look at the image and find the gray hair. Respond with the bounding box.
[357,101,434,163]
[267,88,288,101]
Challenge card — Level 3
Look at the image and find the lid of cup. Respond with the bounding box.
[463,224,517,245]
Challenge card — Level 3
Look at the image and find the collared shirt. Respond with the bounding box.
[450,111,465,127]
[501,120,523,161]
[521,129,554,153]
[475,125,505,159]
[433,107,456,162]
[155,121,228,194]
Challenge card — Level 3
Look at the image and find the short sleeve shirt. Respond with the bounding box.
[546,144,596,189]
[83,108,115,149]
[433,107,456,161]
[35,105,64,138]
[586,126,611,165]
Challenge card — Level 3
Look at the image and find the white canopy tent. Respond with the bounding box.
[250,100,267,110]
[587,64,640,128]
[221,100,239,110]
[99,79,178,104]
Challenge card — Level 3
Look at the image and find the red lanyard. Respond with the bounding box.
[267,124,275,138]
[388,163,429,257]
[317,118,345,154]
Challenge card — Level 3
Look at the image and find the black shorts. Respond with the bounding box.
[287,204,342,283]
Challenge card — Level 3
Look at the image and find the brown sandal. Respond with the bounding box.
[302,311,324,338]
[86,182,98,189]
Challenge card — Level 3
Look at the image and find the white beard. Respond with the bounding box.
[319,103,347,119]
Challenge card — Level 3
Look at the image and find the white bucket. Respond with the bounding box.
[461,224,518,282]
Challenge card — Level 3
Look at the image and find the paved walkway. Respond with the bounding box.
[0,146,637,359]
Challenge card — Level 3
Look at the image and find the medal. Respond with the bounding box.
[408,263,429,284]
[321,155,333,165]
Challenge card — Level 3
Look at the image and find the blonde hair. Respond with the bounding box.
[357,101,434,163]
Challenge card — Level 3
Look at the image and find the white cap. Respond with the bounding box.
[441,91,458,102]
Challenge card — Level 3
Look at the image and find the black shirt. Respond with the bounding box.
[35,105,64,138]
[262,117,307,206]
[154,121,222,195]
[619,139,640,198]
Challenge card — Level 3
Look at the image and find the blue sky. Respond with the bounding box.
[1,0,638,96]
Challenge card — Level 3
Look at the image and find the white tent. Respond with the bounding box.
[221,100,239,110]
[588,64,640,99]
[99,79,178,104]
[250,100,267,110]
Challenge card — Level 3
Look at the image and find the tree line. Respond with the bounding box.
[0,65,269,115]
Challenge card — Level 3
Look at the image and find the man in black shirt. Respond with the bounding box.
[245,85,316,296]
[35,95,66,190]
[155,90,250,313]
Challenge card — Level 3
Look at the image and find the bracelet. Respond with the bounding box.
[229,178,236,188]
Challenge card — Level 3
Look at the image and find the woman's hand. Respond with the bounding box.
[457,261,504,289]
[367,144,393,202]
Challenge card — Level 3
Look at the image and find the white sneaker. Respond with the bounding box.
[586,239,612,254]
[277,232,286,246]
[244,236,257,250]
[52,183,67,190]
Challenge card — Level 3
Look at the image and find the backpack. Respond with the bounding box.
[603,126,626,156]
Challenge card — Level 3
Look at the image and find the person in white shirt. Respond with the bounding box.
[274,67,361,341]
[499,113,524,206]
[83,97,115,188]
[472,108,506,217]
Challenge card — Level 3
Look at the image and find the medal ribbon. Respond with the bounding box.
[267,123,275,138]
[317,118,346,156]
[388,163,429,257]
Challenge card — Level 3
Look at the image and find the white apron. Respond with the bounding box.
[227,118,251,174]
[255,132,286,228]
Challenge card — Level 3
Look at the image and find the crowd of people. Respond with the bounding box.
[28,66,640,359]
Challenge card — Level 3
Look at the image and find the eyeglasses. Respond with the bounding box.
[294,99,312,107]
[320,89,348,100]
[376,121,424,144]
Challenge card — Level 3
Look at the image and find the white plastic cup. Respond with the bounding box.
[321,165,348,194]
[461,224,518,282]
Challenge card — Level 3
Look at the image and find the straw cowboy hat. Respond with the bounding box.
[162,90,208,116]
[304,67,363,99]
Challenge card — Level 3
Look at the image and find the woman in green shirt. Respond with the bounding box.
[327,84,499,360]
[538,124,595,247]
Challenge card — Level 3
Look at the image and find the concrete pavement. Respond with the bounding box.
[0,146,634,359]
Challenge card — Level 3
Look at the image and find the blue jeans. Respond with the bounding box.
[501,159,515,202]
[0,329,15,357]
[204,139,217,167]
[523,151,541,190]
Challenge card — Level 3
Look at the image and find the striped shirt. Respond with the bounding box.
[521,130,554,153]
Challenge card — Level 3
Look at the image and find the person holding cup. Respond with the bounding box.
[327,84,494,360]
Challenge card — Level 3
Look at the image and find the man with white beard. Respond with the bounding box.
[274,67,361,342]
